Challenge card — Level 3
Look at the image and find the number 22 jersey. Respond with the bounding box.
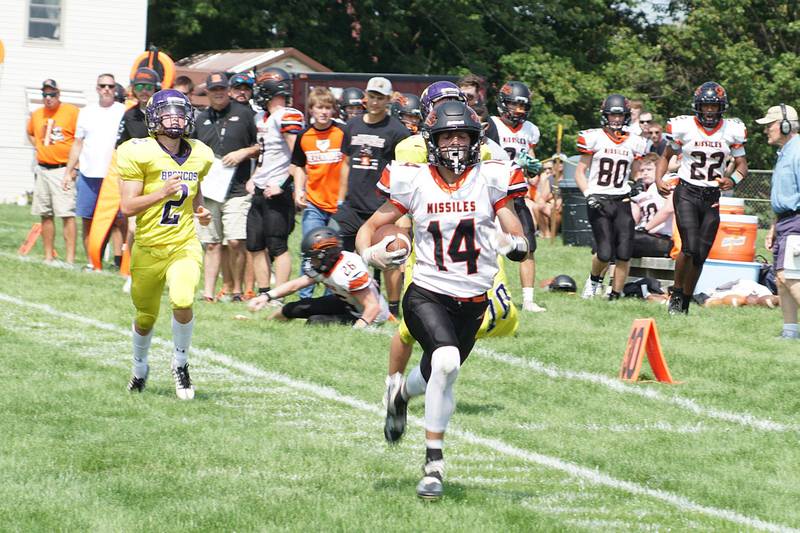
[378,161,527,298]
[665,115,747,188]
[117,137,214,247]
[576,129,648,195]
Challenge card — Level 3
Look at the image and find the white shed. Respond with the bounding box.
[0,0,147,203]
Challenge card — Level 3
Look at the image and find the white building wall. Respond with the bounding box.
[0,0,147,202]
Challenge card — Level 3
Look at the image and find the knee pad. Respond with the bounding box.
[431,346,461,376]
[135,311,156,332]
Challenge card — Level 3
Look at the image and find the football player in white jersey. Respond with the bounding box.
[247,68,305,301]
[576,94,648,300]
[248,227,389,325]
[486,80,545,312]
[654,81,748,314]
[356,101,529,500]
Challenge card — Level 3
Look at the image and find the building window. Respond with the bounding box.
[28,0,61,41]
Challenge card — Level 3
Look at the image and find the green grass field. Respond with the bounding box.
[1,203,798,532]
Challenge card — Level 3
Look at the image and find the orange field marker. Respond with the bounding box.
[17,223,42,256]
[618,318,675,384]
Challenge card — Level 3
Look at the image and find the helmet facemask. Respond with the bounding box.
[431,131,481,175]
[146,91,194,139]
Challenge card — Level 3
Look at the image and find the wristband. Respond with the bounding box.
[730,170,745,185]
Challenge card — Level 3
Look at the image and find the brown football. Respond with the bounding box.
[371,224,411,253]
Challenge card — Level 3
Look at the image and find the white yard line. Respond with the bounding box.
[1,245,796,432]
[0,292,795,533]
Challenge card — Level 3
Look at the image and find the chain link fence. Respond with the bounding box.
[734,169,773,228]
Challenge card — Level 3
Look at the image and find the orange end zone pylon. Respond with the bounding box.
[618,318,675,384]
[18,223,42,255]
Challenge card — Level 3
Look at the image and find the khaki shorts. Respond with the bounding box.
[31,165,76,217]
[196,195,251,244]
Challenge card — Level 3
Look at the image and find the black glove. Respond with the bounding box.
[629,179,647,197]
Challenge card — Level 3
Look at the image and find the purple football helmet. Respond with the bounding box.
[145,89,194,138]
[420,81,466,118]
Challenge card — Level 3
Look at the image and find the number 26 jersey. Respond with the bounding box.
[665,115,747,188]
[576,129,648,196]
[378,161,527,298]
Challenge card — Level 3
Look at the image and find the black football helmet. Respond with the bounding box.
[301,227,343,274]
[497,81,532,127]
[548,274,577,293]
[339,87,365,120]
[692,81,728,129]
[599,94,631,132]
[422,100,482,174]
[254,67,292,109]
[392,93,422,133]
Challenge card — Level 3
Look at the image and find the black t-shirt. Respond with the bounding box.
[342,114,409,215]
[116,107,148,147]
[193,101,257,198]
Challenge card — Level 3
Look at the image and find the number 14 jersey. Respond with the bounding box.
[576,129,648,196]
[378,161,527,298]
[665,115,747,188]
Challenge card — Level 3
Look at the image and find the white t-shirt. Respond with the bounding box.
[75,102,125,177]
[377,160,527,298]
[576,128,648,195]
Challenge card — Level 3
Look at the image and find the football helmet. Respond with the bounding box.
[145,89,194,138]
[599,94,631,132]
[254,67,292,109]
[497,81,531,127]
[392,93,422,133]
[420,81,466,118]
[692,81,728,129]
[339,87,365,120]
[301,227,344,274]
[423,100,482,174]
[549,274,577,293]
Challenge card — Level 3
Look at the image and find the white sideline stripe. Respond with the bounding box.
[0,293,795,533]
[0,244,793,433]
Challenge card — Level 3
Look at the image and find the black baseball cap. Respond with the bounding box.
[41,79,58,90]
[206,72,229,90]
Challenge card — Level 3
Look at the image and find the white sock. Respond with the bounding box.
[132,326,153,379]
[424,346,461,433]
[405,365,427,398]
[523,287,534,303]
[172,316,194,368]
[426,438,444,450]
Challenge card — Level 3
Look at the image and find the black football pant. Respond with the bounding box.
[588,194,634,263]
[673,180,720,267]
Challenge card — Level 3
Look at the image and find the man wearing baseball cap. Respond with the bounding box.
[117,68,161,145]
[759,104,800,340]
[229,72,255,109]
[333,76,409,317]
[26,79,80,265]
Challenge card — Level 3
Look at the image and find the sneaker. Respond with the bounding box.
[122,276,132,294]
[668,293,684,316]
[127,366,148,393]
[231,293,243,302]
[172,363,195,400]
[202,295,215,303]
[581,279,603,300]
[216,289,231,302]
[243,290,257,301]
[416,460,445,500]
[778,330,800,340]
[383,373,407,443]
[522,301,546,312]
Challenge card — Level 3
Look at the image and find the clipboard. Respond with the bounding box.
[200,158,235,203]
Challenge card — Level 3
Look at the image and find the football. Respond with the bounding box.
[372,224,411,254]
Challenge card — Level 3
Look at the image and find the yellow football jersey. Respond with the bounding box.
[394,134,493,164]
[117,137,213,247]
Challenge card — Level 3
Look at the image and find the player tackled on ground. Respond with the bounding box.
[118,90,214,399]
[356,101,529,500]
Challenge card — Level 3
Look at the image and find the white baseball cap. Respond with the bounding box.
[755,104,798,124]
[366,76,392,96]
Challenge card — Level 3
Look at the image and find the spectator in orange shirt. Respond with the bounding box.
[290,87,344,298]
[26,79,80,265]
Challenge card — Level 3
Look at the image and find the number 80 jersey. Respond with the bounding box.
[378,161,527,298]
[665,115,747,188]
[576,129,648,195]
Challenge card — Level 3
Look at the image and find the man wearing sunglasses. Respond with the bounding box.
[63,73,126,269]
[26,79,80,265]
[117,68,161,146]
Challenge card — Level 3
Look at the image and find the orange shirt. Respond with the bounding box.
[290,123,344,213]
[26,102,79,165]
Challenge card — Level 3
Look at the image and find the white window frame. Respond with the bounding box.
[27,0,63,43]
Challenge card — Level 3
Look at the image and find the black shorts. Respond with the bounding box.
[588,194,635,262]
[402,283,489,382]
[331,202,372,252]
[246,185,296,258]
[513,196,537,254]
[282,294,356,324]
[673,180,720,263]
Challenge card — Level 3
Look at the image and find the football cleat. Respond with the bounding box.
[581,279,603,300]
[522,301,546,312]
[383,373,408,443]
[172,363,195,400]
[127,366,149,393]
[416,460,445,500]
[667,293,685,316]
